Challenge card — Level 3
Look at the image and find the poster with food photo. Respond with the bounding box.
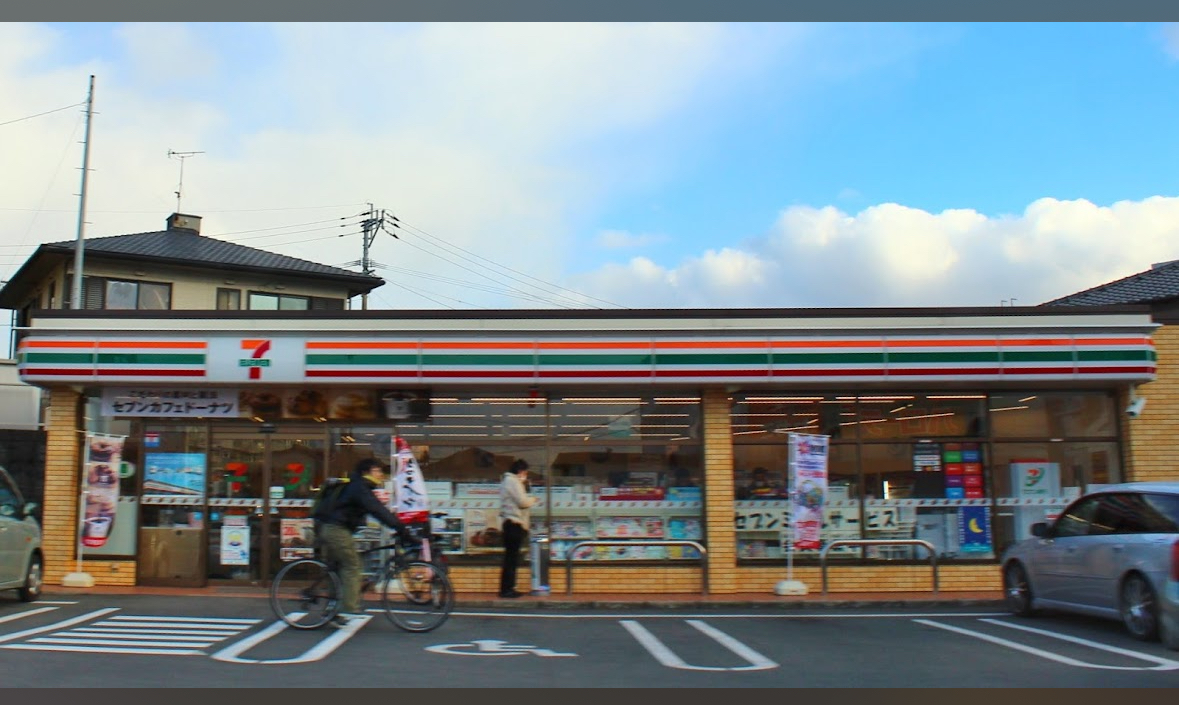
[82,434,125,548]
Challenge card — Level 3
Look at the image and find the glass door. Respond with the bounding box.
[207,426,326,583]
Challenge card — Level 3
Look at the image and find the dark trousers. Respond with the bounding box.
[499,520,528,594]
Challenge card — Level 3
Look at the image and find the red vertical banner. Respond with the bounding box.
[789,433,829,551]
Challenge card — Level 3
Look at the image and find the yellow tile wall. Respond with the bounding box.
[1124,325,1179,483]
[42,387,84,586]
[443,563,1000,595]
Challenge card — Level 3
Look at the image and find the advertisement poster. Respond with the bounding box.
[280,518,315,561]
[1010,460,1062,541]
[957,506,993,554]
[144,453,207,496]
[789,433,830,551]
[81,434,125,548]
[220,523,251,565]
[465,508,502,550]
[392,436,430,524]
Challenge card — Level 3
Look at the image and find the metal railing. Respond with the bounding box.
[563,540,709,595]
[820,539,938,595]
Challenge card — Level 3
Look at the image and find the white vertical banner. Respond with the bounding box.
[391,436,432,561]
[789,433,830,551]
[391,436,430,524]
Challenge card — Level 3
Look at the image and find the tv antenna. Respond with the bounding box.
[167,149,204,212]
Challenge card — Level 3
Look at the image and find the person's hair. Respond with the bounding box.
[355,457,386,475]
[510,459,529,474]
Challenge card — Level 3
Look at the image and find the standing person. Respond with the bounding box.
[313,457,412,627]
[498,459,537,598]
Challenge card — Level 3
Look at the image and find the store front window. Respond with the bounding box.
[386,392,705,562]
[729,390,1120,564]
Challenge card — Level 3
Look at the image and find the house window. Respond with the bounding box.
[73,277,172,310]
[46,280,56,309]
[248,292,310,310]
[217,288,242,310]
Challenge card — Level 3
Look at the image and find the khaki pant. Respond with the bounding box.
[318,523,362,613]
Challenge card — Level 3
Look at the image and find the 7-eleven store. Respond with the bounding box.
[17,306,1156,595]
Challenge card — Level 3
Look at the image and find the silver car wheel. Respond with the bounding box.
[1120,574,1158,642]
[1003,562,1035,617]
[18,555,42,602]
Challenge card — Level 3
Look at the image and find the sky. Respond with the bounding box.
[3,22,1179,314]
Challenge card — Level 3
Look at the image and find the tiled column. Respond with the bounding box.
[1124,325,1178,482]
[42,386,83,585]
[702,387,736,594]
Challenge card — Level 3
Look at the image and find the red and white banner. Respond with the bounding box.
[391,436,430,525]
[789,433,829,551]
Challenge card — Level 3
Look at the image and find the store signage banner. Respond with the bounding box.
[102,387,239,417]
[81,434,125,549]
[392,437,430,524]
[789,433,829,551]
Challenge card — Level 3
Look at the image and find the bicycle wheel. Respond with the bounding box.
[380,560,455,632]
[270,559,342,629]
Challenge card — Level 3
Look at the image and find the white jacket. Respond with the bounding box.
[500,472,537,528]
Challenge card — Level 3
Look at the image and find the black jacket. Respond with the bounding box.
[317,470,407,534]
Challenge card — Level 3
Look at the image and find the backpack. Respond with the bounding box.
[311,477,350,522]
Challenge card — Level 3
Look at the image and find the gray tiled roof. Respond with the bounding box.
[1043,260,1179,306]
[41,229,381,283]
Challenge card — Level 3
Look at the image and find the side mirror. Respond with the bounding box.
[1031,522,1049,538]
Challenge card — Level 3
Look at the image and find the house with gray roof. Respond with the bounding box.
[0,213,384,340]
[1043,260,1179,483]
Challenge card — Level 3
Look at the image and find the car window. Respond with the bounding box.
[1137,493,1179,533]
[1092,494,1143,535]
[0,473,19,517]
[1053,496,1100,537]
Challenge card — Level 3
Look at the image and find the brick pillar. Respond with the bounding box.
[702,387,736,594]
[42,386,83,585]
[1124,325,1178,482]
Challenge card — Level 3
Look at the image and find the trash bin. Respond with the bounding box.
[529,534,551,596]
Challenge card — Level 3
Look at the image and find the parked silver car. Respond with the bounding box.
[0,466,42,602]
[1000,482,1179,649]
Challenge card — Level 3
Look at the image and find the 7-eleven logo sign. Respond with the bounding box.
[240,339,272,380]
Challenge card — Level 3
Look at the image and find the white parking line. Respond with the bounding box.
[621,620,778,671]
[0,606,59,625]
[448,610,1007,620]
[0,608,119,645]
[210,613,372,664]
[915,619,1179,671]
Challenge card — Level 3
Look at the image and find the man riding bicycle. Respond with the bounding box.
[313,457,414,627]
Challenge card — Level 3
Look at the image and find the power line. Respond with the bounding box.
[385,215,626,309]
[376,233,581,308]
[371,261,577,308]
[0,101,85,128]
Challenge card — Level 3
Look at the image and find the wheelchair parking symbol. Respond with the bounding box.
[426,639,577,657]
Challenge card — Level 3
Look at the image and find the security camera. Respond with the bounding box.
[1126,397,1147,418]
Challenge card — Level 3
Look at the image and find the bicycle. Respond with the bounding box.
[269,526,454,632]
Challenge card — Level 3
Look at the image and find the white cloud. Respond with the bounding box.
[1161,23,1179,60]
[570,196,1179,308]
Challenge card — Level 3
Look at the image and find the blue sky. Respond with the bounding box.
[2,22,1179,313]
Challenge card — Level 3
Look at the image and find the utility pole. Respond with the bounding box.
[358,203,381,310]
[70,75,95,311]
[168,149,204,212]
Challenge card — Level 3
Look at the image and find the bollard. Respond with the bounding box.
[529,534,551,596]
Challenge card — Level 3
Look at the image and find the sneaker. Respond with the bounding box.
[498,589,523,599]
[330,613,364,628]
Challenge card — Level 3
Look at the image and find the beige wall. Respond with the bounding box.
[76,260,354,308]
